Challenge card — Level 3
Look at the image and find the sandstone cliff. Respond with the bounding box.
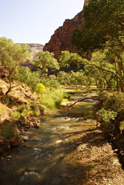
[19,43,44,60]
[18,43,43,69]
[43,11,84,59]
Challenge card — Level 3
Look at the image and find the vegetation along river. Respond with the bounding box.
[0,93,124,185]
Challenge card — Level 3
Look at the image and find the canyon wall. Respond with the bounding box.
[43,11,84,59]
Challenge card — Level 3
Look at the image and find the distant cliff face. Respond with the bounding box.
[43,11,84,59]
[19,43,44,60]
[28,44,44,60]
[19,43,44,69]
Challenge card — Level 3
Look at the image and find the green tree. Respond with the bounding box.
[0,37,30,95]
[32,51,60,75]
[59,51,86,70]
[84,50,124,92]
[17,66,41,91]
[72,0,124,91]
[71,0,124,55]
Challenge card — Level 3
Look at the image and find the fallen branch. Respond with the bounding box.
[66,94,99,115]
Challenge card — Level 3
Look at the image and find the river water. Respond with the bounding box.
[0,94,97,185]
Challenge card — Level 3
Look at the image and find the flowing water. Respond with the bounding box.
[0,94,97,185]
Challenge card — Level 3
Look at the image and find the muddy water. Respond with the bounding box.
[0,96,97,185]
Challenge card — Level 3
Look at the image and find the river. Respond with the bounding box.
[0,93,97,185]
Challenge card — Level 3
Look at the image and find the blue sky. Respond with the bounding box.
[0,0,84,45]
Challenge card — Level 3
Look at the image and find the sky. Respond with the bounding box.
[0,0,84,45]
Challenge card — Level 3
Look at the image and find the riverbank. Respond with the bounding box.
[0,93,124,185]
[58,122,124,185]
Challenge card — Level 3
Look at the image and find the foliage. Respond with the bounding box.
[97,108,117,132]
[11,111,21,119]
[39,104,46,114]
[63,93,71,100]
[59,51,86,71]
[0,121,15,139]
[57,70,88,86]
[97,108,117,127]
[84,50,124,92]
[119,121,124,133]
[71,0,124,55]
[42,90,64,109]
[35,83,46,95]
[103,92,124,114]
[0,37,30,95]
[17,67,41,91]
[40,75,60,88]
[32,51,60,74]
[88,163,96,168]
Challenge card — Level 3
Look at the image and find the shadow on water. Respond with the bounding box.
[0,98,110,185]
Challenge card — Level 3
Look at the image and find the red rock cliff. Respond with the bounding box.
[43,11,84,59]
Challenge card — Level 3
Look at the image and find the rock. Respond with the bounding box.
[4,139,10,144]
[0,140,4,145]
[34,122,40,128]
[7,156,12,159]
[29,122,34,127]
[43,11,84,59]
[21,135,29,141]
[11,137,19,147]
[27,145,31,148]
[0,148,4,153]
[59,154,64,159]
[6,145,11,150]
[55,140,63,145]
[24,128,29,131]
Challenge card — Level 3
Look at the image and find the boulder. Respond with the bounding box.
[11,137,19,147]
[21,135,29,141]
[34,122,40,128]
[55,140,63,145]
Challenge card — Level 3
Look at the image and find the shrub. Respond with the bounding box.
[1,121,15,139]
[39,104,46,114]
[119,121,124,133]
[42,89,64,109]
[11,111,21,119]
[103,92,124,114]
[97,108,117,129]
[35,83,46,95]
[63,93,71,100]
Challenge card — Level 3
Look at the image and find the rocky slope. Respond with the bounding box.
[43,11,84,59]
[18,43,44,69]
[19,43,44,60]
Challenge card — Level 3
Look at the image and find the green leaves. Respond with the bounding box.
[97,108,117,128]
[32,51,60,74]
[71,0,124,55]
[59,51,86,69]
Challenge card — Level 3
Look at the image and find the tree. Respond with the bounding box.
[59,51,86,71]
[71,0,124,55]
[32,51,60,75]
[0,37,30,95]
[84,50,124,92]
[71,0,124,92]
[17,66,41,91]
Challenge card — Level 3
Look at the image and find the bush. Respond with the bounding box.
[11,111,21,119]
[39,104,46,114]
[103,92,124,114]
[97,108,117,128]
[42,90,64,109]
[35,83,46,95]
[0,121,15,139]
[63,93,71,100]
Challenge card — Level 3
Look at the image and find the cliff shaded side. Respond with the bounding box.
[43,11,84,59]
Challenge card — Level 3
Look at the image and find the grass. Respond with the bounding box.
[87,163,96,168]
